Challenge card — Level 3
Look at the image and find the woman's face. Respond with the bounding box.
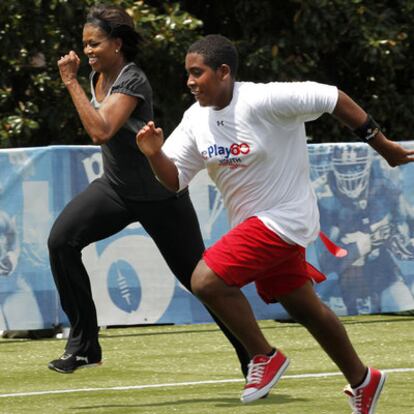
[82,24,121,72]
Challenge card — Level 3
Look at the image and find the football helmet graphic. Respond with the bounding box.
[332,145,372,199]
[308,144,332,182]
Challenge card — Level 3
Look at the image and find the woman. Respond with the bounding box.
[48,5,249,374]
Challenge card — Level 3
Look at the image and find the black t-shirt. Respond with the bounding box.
[90,63,177,201]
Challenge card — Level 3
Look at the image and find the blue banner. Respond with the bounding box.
[308,143,414,315]
[0,143,413,331]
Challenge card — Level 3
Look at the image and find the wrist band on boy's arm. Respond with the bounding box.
[353,114,381,142]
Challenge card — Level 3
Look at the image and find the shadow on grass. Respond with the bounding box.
[97,315,414,340]
[1,315,413,345]
[71,393,307,410]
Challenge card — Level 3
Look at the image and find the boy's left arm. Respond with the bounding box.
[332,90,414,167]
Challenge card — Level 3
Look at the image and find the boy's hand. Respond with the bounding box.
[370,134,414,167]
[136,121,165,157]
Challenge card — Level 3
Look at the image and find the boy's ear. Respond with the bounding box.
[218,64,232,80]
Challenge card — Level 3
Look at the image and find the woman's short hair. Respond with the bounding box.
[86,4,141,61]
[187,34,239,78]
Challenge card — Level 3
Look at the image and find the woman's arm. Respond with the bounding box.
[58,51,138,144]
[332,90,414,167]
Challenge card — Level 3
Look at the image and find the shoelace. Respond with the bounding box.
[246,360,267,385]
[352,391,363,413]
[60,353,72,360]
[344,385,362,414]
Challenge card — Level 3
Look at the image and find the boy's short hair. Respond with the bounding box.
[187,34,238,78]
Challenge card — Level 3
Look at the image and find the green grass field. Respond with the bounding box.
[1,315,413,414]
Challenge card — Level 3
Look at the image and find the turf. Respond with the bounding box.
[0,315,413,413]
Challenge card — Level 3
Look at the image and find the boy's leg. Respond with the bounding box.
[279,281,387,414]
[189,216,295,357]
[191,260,290,403]
[189,217,299,402]
[191,259,272,356]
[278,280,366,385]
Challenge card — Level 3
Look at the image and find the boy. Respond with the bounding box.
[136,34,414,413]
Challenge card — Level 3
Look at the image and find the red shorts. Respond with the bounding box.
[203,216,326,303]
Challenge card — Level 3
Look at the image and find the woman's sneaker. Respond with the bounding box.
[241,349,290,403]
[343,367,387,414]
[48,348,102,374]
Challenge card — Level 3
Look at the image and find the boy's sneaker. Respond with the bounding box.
[48,349,102,374]
[343,367,387,414]
[241,349,290,403]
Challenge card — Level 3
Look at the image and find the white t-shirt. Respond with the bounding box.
[163,81,338,247]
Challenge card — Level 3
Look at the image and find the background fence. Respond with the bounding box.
[1,143,414,330]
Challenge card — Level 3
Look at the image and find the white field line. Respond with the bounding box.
[0,367,413,398]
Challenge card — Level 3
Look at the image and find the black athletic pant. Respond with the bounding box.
[48,178,249,375]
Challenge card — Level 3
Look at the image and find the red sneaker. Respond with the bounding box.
[240,350,290,403]
[343,368,387,414]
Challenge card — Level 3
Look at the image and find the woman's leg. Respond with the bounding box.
[48,179,132,356]
[138,193,251,376]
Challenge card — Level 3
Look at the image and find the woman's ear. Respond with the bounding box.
[114,38,123,54]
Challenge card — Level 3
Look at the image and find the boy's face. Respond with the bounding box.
[185,52,231,109]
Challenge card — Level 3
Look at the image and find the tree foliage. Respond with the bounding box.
[0,0,202,147]
[180,0,414,142]
[1,0,414,147]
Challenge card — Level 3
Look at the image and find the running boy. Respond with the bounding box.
[136,34,414,413]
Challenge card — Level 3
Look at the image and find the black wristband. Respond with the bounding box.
[353,114,381,142]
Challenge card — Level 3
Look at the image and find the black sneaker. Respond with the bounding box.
[48,350,102,374]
